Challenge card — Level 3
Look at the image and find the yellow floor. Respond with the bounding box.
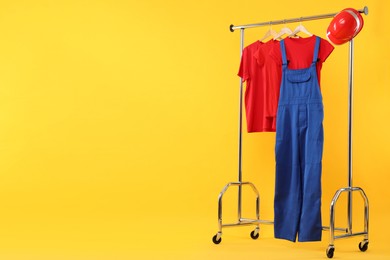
[0,214,389,260]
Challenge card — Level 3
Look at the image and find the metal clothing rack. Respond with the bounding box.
[212,6,369,259]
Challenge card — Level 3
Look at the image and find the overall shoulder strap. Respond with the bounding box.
[280,40,288,67]
[312,36,321,64]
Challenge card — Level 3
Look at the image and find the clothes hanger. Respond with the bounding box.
[289,19,313,37]
[273,20,293,40]
[260,22,278,42]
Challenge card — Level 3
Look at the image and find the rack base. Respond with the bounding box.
[211,181,273,244]
[212,183,369,259]
[325,186,369,258]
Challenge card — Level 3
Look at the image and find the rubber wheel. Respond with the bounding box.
[212,234,222,244]
[326,247,335,258]
[359,241,369,252]
[250,230,259,239]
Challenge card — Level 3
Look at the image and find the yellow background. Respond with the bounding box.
[0,0,389,259]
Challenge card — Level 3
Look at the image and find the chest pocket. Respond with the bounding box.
[287,70,311,83]
[285,70,313,98]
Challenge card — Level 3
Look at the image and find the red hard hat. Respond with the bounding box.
[327,8,364,45]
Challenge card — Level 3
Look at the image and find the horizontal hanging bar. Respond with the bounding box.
[230,6,368,32]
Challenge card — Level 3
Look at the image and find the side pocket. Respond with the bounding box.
[308,103,324,142]
[275,106,285,142]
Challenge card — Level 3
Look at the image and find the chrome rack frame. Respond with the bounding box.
[212,6,369,259]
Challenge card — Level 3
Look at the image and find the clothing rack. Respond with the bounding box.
[212,6,369,259]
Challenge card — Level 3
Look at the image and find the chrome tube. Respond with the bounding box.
[347,39,354,235]
[230,7,368,31]
[237,28,245,222]
[329,188,343,245]
[359,188,370,241]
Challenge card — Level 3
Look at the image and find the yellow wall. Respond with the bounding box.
[0,0,389,259]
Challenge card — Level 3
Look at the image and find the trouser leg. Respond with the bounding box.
[274,106,301,242]
[298,103,324,242]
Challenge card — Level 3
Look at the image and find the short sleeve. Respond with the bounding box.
[254,47,265,66]
[238,47,250,82]
[268,42,282,66]
[318,38,334,63]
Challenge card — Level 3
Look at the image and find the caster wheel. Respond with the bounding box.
[359,240,369,252]
[326,246,335,258]
[250,230,259,240]
[212,234,222,244]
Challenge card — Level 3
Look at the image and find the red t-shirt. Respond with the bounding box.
[238,40,280,133]
[268,35,334,84]
[254,40,282,131]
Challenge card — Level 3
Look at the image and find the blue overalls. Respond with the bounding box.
[274,36,323,242]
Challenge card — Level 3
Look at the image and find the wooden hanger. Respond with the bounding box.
[289,19,313,37]
[260,23,278,42]
[273,20,293,40]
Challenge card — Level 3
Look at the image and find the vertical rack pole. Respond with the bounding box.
[347,39,354,235]
[237,28,245,221]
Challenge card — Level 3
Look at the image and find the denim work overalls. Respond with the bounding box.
[274,36,324,242]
